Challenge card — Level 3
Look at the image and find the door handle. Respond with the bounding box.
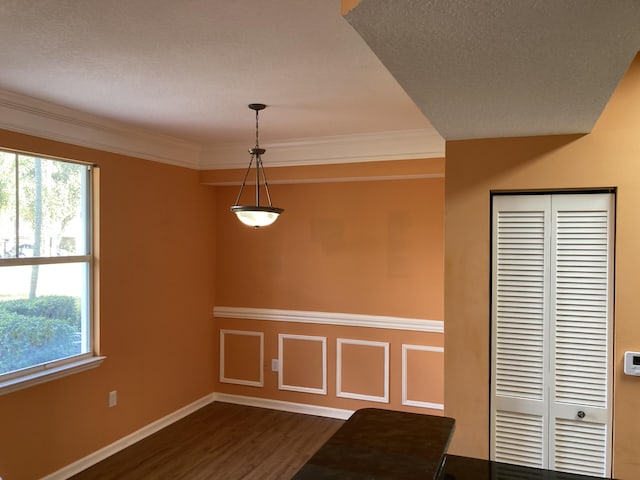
[577,410,586,419]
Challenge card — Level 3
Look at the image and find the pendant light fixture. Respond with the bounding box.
[230,103,284,228]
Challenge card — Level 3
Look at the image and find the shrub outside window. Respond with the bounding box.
[0,149,96,386]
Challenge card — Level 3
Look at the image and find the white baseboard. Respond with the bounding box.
[42,394,215,480]
[43,392,352,479]
[212,392,354,420]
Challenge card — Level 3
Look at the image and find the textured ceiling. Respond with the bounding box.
[345,0,640,140]
[0,0,430,148]
[0,0,638,167]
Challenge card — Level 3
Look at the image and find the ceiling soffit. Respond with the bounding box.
[345,0,640,140]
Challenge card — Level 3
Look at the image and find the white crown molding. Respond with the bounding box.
[0,89,203,168]
[207,172,444,187]
[0,89,445,170]
[200,128,445,169]
[213,306,444,333]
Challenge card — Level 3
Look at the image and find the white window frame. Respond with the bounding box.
[0,149,104,396]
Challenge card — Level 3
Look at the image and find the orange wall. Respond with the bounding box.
[0,130,217,480]
[341,0,361,15]
[444,54,640,479]
[213,162,445,412]
[0,142,445,477]
[215,172,444,319]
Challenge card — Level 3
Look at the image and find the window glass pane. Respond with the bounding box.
[16,155,88,258]
[0,151,93,383]
[0,152,17,258]
[0,262,90,376]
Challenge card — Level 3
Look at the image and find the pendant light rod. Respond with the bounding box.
[230,103,284,228]
[233,154,254,206]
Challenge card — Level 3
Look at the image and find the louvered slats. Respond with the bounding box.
[492,195,612,477]
[494,411,544,468]
[495,211,545,400]
[554,419,607,476]
[554,210,609,408]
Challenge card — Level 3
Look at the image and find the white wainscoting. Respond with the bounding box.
[336,338,390,403]
[219,329,264,387]
[278,334,328,395]
[214,306,443,332]
[402,344,445,410]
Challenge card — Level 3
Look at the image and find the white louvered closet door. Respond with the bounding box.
[491,193,614,477]
[492,195,551,469]
[549,194,614,477]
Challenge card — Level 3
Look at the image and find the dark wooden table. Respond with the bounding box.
[292,408,456,479]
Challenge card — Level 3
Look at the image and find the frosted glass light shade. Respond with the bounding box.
[231,205,284,228]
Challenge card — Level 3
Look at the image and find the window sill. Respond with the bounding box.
[0,356,106,396]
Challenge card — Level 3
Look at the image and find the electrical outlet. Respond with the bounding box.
[271,359,279,372]
[109,390,117,407]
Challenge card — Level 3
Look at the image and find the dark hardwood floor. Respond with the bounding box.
[69,402,611,480]
[69,402,344,480]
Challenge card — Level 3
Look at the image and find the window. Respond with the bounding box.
[0,149,102,394]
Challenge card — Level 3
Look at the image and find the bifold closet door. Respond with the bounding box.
[491,193,614,477]
[492,195,551,469]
